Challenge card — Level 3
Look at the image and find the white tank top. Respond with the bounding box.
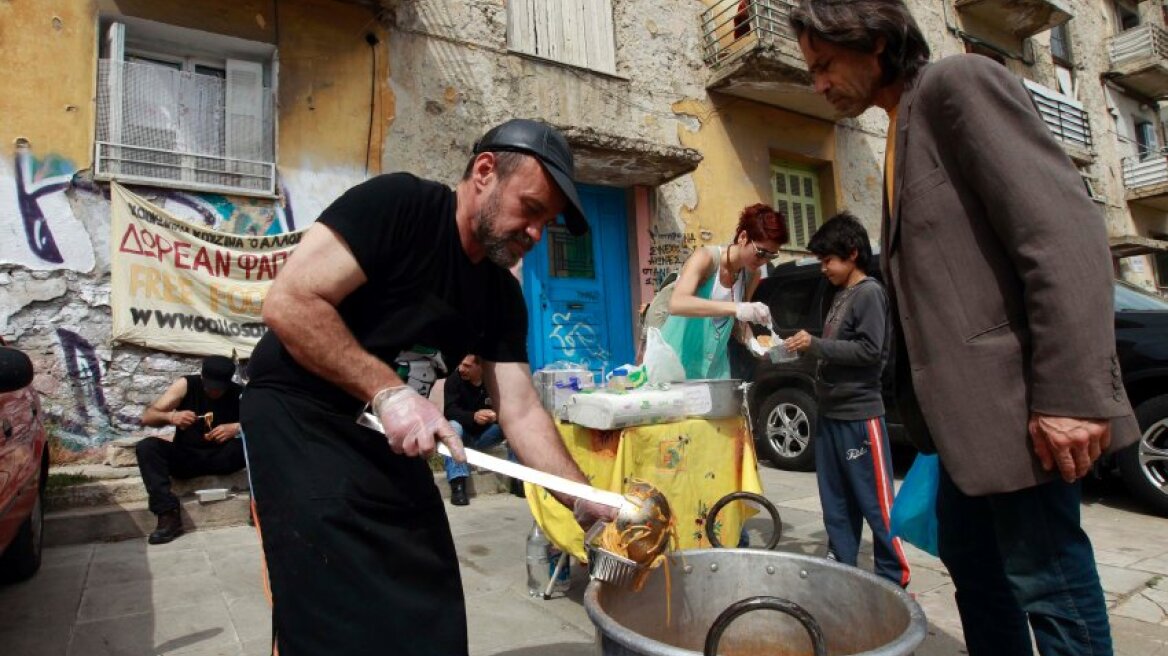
[709,247,745,303]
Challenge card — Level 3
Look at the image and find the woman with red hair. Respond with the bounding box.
[661,203,789,380]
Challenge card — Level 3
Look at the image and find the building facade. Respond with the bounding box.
[1,0,1164,450]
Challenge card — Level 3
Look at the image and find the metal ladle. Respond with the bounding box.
[357,412,672,533]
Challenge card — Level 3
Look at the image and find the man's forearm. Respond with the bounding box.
[265,292,400,403]
[501,402,590,509]
[141,407,173,427]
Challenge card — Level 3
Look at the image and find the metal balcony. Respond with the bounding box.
[700,0,835,119]
[954,0,1072,48]
[1123,150,1168,209]
[1023,79,1093,164]
[1107,24,1168,99]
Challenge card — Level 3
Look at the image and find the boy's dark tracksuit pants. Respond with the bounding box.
[815,415,911,588]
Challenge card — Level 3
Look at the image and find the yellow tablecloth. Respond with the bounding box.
[525,417,763,561]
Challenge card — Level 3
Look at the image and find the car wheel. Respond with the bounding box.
[1118,394,1168,517]
[755,388,817,471]
[0,483,44,583]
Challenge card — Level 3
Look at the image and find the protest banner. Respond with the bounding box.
[110,182,305,357]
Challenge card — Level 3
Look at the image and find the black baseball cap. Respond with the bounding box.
[201,356,235,392]
[472,119,589,236]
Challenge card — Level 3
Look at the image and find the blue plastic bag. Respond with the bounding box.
[889,453,940,557]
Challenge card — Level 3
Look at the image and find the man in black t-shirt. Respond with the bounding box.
[137,355,243,545]
[241,119,617,656]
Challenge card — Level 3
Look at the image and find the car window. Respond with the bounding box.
[1115,281,1168,311]
[769,276,822,330]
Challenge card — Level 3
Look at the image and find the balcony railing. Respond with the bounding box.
[1107,24,1168,98]
[1109,23,1168,68]
[1123,150,1168,190]
[1023,79,1092,159]
[700,0,796,68]
[699,0,836,117]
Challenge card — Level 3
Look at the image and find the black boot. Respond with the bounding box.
[450,478,470,506]
[509,477,525,498]
[148,509,184,545]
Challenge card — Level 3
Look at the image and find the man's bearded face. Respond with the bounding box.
[474,187,535,268]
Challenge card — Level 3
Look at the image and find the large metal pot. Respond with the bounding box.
[584,549,926,656]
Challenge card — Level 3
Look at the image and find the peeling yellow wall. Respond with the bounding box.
[0,0,99,164]
[673,97,837,246]
[274,0,391,176]
[99,0,387,177]
[0,0,387,180]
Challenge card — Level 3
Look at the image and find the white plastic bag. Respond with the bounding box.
[643,327,686,384]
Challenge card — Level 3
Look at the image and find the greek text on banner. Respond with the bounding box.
[109,182,306,357]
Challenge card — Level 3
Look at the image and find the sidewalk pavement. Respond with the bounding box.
[2,464,1166,655]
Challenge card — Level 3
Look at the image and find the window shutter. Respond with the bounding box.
[772,163,822,249]
[225,59,265,163]
[508,0,615,74]
[507,0,537,59]
[104,22,126,171]
[583,0,616,73]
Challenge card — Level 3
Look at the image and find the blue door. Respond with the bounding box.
[523,185,633,375]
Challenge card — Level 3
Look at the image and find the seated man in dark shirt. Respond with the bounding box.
[136,355,244,544]
[442,354,511,506]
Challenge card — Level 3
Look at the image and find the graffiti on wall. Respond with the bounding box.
[0,144,95,271]
[549,311,602,361]
[1,143,299,274]
[160,187,296,236]
[642,227,696,290]
[0,141,316,451]
[54,328,139,449]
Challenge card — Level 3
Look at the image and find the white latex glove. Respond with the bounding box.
[735,302,772,325]
[573,497,619,531]
[372,386,466,461]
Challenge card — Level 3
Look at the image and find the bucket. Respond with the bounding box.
[584,549,926,656]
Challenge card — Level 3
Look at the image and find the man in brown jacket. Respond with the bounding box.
[791,1,1139,654]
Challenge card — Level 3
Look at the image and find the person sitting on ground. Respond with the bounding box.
[442,354,513,506]
[137,355,244,544]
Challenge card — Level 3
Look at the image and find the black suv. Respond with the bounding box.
[748,255,1168,516]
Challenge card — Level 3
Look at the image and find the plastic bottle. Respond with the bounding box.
[525,523,552,597]
[546,546,572,597]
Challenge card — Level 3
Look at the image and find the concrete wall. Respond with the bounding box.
[6,0,1168,451]
[384,0,710,291]
[0,0,384,453]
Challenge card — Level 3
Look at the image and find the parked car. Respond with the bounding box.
[0,340,49,582]
[748,256,1168,516]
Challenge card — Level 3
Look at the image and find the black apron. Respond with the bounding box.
[241,386,466,656]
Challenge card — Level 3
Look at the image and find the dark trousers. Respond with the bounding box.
[937,465,1112,655]
[815,415,911,587]
[136,436,245,515]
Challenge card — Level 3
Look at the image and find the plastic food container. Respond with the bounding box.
[195,488,229,503]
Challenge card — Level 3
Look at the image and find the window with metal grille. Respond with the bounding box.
[548,224,596,278]
[94,20,277,197]
[1050,22,1073,64]
[771,163,822,250]
[507,0,617,75]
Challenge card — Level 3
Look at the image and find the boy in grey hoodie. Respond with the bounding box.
[787,212,910,587]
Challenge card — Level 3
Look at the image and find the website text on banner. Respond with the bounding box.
[109,182,306,358]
